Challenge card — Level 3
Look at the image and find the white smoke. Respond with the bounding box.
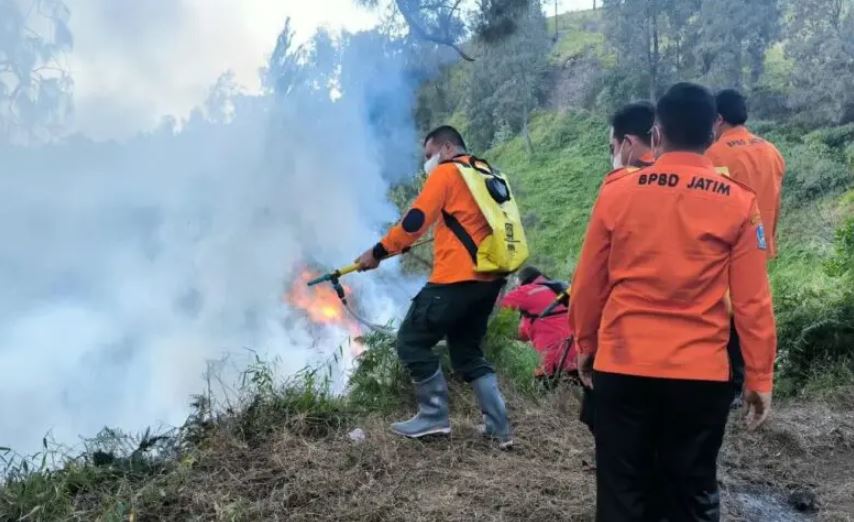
[0,25,422,455]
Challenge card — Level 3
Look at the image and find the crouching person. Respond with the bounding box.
[500,266,576,380]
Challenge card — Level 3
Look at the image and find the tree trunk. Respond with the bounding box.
[554,0,559,41]
[648,0,660,100]
[593,0,597,9]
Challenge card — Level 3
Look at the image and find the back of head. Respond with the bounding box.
[611,102,655,146]
[517,266,543,286]
[656,82,717,151]
[424,125,467,151]
[716,89,748,126]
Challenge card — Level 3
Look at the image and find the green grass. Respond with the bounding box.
[489,110,610,277]
[547,9,610,65]
[484,309,543,394]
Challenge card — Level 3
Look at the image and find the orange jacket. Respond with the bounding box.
[570,152,777,392]
[706,126,785,258]
[379,155,496,284]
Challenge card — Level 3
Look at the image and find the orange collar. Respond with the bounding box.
[655,152,714,169]
[635,151,655,166]
[719,126,750,139]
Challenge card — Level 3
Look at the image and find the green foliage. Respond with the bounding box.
[347,331,412,412]
[694,0,780,90]
[238,355,350,442]
[772,222,854,393]
[465,0,552,152]
[489,110,610,276]
[0,427,183,521]
[786,0,854,124]
[825,217,854,277]
[549,9,607,64]
[783,142,852,204]
[483,309,542,393]
[760,123,854,206]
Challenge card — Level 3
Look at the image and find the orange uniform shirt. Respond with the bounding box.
[706,127,785,258]
[570,152,777,392]
[380,155,496,284]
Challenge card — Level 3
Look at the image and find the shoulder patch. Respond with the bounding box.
[756,224,767,250]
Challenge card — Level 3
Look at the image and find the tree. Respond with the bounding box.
[465,0,550,152]
[694,0,779,90]
[0,0,73,143]
[602,0,690,100]
[355,0,529,60]
[786,0,854,124]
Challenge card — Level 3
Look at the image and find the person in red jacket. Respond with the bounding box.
[500,266,575,378]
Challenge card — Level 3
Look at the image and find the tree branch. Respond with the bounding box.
[395,0,474,61]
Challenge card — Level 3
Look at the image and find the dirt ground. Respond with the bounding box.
[136,383,854,521]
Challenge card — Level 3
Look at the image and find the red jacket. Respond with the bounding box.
[500,276,576,375]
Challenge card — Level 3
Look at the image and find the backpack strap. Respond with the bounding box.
[442,210,478,264]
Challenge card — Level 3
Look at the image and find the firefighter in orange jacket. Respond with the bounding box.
[356,126,512,448]
[570,83,776,521]
[577,101,660,435]
[707,89,785,259]
[706,89,786,406]
[608,101,656,175]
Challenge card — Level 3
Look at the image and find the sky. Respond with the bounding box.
[67,0,378,139]
[66,0,594,139]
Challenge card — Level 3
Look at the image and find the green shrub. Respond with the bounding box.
[347,331,412,413]
[237,355,350,442]
[483,309,542,394]
[782,140,851,204]
[773,217,854,393]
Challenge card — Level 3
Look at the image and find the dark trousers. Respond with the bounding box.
[593,371,733,522]
[396,279,504,382]
[727,320,745,395]
[580,386,595,435]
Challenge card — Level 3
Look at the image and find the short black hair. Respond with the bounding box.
[716,89,748,126]
[656,82,717,150]
[517,266,543,285]
[424,125,467,151]
[610,101,655,146]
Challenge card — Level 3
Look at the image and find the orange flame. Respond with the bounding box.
[285,269,365,356]
[286,271,349,324]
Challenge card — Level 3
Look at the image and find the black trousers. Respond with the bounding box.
[727,320,745,395]
[593,371,733,522]
[580,386,595,435]
[396,279,504,382]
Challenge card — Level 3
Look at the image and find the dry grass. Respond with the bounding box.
[3,381,853,521]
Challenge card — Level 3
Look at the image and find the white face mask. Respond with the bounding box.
[423,153,440,174]
[612,141,624,170]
